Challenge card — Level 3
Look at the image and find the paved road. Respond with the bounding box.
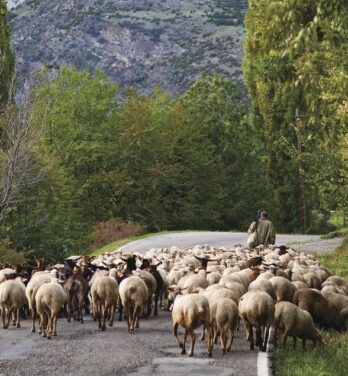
[0,231,337,376]
[118,231,321,253]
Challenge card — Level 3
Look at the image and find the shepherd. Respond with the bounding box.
[247,211,276,248]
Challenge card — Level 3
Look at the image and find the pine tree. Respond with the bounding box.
[0,0,15,110]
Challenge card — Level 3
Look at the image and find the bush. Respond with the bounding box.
[0,238,27,265]
[89,220,146,250]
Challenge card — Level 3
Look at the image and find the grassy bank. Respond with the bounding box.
[273,233,348,375]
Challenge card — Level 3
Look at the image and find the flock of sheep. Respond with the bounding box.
[0,243,347,358]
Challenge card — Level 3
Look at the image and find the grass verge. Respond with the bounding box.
[89,230,197,256]
[273,233,348,375]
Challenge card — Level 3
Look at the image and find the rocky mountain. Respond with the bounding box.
[9,0,247,94]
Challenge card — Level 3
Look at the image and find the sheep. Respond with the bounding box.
[119,276,148,334]
[321,290,348,320]
[207,271,221,285]
[208,297,239,354]
[36,280,67,338]
[292,281,308,290]
[293,288,346,332]
[269,276,297,302]
[91,276,119,331]
[178,269,209,293]
[172,293,212,357]
[326,276,348,291]
[248,279,276,301]
[26,273,55,333]
[238,290,275,351]
[0,279,27,328]
[302,272,321,290]
[64,271,89,323]
[273,301,323,350]
[133,269,157,317]
[0,268,16,283]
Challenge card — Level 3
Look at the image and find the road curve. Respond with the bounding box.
[118,231,321,254]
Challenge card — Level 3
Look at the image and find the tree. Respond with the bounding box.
[0,79,45,226]
[0,0,15,110]
[243,0,348,232]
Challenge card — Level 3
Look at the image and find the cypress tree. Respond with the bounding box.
[0,0,15,110]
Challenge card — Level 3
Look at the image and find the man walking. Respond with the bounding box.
[255,211,276,246]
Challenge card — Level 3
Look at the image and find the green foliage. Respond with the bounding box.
[0,238,26,264]
[243,0,348,232]
[4,69,271,261]
[0,0,15,110]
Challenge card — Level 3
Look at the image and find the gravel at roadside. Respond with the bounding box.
[290,237,343,254]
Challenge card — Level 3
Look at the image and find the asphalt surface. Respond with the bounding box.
[118,231,322,253]
[0,231,340,376]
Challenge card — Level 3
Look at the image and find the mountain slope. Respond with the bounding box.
[9,0,247,94]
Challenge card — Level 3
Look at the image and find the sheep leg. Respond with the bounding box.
[98,302,103,330]
[67,294,73,322]
[255,326,262,348]
[262,326,270,352]
[181,329,188,354]
[281,331,288,349]
[53,314,58,336]
[220,328,227,354]
[47,314,53,339]
[227,329,235,351]
[1,305,7,329]
[16,309,21,328]
[302,338,307,351]
[126,305,131,333]
[200,324,205,341]
[207,325,213,357]
[293,337,297,350]
[214,328,219,344]
[188,329,196,357]
[12,310,16,326]
[246,322,254,350]
[173,322,183,349]
[130,304,139,334]
[109,303,116,327]
[6,306,13,329]
[154,293,159,316]
[118,297,123,322]
[79,296,84,323]
[101,303,106,331]
[40,312,46,338]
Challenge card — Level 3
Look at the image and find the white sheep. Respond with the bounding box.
[269,276,297,302]
[172,293,212,357]
[273,301,323,350]
[0,279,27,328]
[238,290,275,351]
[36,280,67,339]
[91,276,119,331]
[119,276,148,334]
[26,273,54,333]
[248,279,276,301]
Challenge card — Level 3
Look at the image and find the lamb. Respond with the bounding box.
[0,268,16,283]
[64,271,89,323]
[273,301,323,350]
[36,280,67,338]
[172,293,212,357]
[292,281,308,290]
[0,279,27,328]
[91,276,119,331]
[269,276,297,302]
[207,271,221,285]
[238,290,275,351]
[119,276,148,334]
[293,288,346,332]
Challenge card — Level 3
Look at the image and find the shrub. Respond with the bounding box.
[89,220,146,250]
[0,238,27,265]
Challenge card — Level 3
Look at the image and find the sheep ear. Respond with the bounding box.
[120,257,128,262]
[167,285,177,292]
[194,255,202,261]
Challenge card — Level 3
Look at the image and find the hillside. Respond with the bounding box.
[9,0,247,94]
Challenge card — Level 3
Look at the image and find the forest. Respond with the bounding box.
[0,0,347,262]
